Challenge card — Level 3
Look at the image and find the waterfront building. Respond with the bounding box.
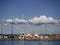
[34,34,39,37]
[26,34,32,37]
[34,34,39,39]
[55,34,60,40]
[18,36,24,40]
[4,36,8,39]
[0,35,4,40]
[44,36,49,40]
[14,35,18,40]
[32,34,39,40]
[39,35,45,40]
[0,35,1,39]
[25,34,32,40]
[18,32,25,40]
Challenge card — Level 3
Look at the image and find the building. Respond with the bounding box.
[25,34,32,40]
[39,35,45,40]
[18,32,25,40]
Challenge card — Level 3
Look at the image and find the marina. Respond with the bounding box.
[0,0,60,45]
[0,34,60,40]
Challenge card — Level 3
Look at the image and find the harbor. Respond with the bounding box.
[0,0,60,45]
[0,20,60,40]
[0,33,60,40]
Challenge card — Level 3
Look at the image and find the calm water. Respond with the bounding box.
[0,40,60,45]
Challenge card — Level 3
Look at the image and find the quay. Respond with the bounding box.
[0,33,60,40]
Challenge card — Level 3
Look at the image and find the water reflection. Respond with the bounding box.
[0,40,60,45]
[31,40,40,45]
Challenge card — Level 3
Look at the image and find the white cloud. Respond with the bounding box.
[29,17,40,24]
[29,15,59,24]
[6,15,60,24]
[6,19,13,23]
[6,18,28,24]
[58,19,60,23]
[14,18,28,23]
[39,15,48,23]
[48,17,54,23]
[54,19,59,23]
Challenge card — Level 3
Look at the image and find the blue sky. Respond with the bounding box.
[0,0,60,34]
[0,0,60,19]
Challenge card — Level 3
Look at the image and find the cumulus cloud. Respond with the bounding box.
[58,19,60,23]
[29,17,40,24]
[6,18,28,24]
[6,15,60,24]
[29,15,59,24]
[14,18,28,23]
[6,19,13,23]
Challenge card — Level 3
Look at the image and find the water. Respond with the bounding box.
[0,40,60,45]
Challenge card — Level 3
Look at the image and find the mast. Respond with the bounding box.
[10,17,14,39]
[22,14,25,33]
[1,20,3,35]
[44,23,47,34]
[0,20,3,39]
[21,14,25,45]
[10,17,14,44]
[32,24,34,34]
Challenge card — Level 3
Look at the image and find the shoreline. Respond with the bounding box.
[0,34,60,40]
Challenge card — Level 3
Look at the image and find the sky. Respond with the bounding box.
[0,0,60,34]
[0,0,60,19]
